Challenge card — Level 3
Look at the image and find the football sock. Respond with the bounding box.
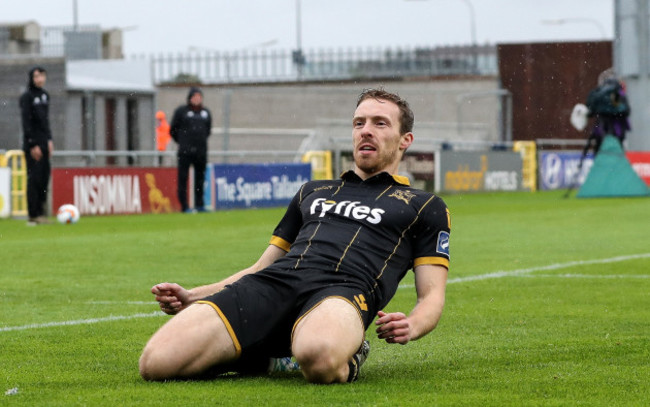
[347,357,360,383]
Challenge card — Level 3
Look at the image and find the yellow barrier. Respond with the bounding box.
[302,151,333,180]
[513,141,537,192]
[0,150,28,217]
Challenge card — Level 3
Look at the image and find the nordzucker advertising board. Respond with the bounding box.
[436,151,524,192]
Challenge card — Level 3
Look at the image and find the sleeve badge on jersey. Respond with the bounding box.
[436,231,450,256]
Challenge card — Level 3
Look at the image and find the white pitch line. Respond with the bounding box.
[520,273,650,279]
[86,301,157,305]
[0,311,164,333]
[447,253,650,284]
[399,252,650,289]
[3,253,650,333]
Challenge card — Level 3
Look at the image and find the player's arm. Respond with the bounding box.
[168,108,182,142]
[152,244,287,314]
[188,244,286,299]
[19,94,34,144]
[154,183,306,314]
[375,264,448,344]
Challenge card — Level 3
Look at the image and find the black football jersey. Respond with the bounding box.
[268,171,451,309]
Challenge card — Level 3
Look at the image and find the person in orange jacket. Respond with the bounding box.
[156,111,171,152]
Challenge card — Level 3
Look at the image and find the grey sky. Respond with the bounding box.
[3,0,614,55]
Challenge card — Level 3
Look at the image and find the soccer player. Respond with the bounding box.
[139,88,451,384]
[20,66,54,226]
[170,87,211,213]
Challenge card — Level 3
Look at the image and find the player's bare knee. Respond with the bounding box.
[139,345,172,381]
[294,344,343,384]
[139,348,160,381]
[138,350,157,381]
[299,356,339,384]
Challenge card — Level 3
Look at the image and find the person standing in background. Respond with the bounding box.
[584,70,631,155]
[20,66,53,226]
[170,87,212,213]
[155,110,171,165]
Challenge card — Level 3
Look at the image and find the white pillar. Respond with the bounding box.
[615,0,650,151]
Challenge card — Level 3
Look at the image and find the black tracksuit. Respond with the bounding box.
[20,67,53,219]
[170,88,212,211]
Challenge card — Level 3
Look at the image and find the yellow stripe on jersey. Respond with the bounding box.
[270,235,291,252]
[376,194,437,281]
[332,180,344,197]
[414,256,449,269]
[294,222,322,269]
[375,185,393,201]
[335,226,362,272]
[298,183,305,204]
[195,300,242,357]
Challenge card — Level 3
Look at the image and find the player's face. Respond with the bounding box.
[352,98,413,179]
[32,71,46,88]
[189,92,202,106]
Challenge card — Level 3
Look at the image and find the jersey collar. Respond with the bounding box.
[341,170,411,186]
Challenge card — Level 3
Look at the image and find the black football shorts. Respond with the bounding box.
[197,268,375,358]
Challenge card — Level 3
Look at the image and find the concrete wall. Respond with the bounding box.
[2,60,502,166]
[0,58,66,151]
[0,59,154,166]
[64,93,83,150]
[156,77,503,155]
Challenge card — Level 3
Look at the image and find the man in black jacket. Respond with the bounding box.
[20,66,54,226]
[170,87,212,213]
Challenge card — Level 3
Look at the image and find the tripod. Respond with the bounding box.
[563,134,600,198]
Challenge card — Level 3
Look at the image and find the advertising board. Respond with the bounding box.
[0,168,10,218]
[539,151,650,190]
[626,151,650,186]
[437,151,525,192]
[538,152,594,190]
[52,168,180,215]
[211,163,310,209]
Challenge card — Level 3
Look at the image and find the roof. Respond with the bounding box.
[66,59,154,93]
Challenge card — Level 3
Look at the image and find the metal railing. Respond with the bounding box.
[144,44,498,84]
[535,138,587,150]
[51,150,302,167]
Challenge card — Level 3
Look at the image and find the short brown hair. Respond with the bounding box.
[356,88,414,135]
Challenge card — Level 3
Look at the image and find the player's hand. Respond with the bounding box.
[151,282,190,315]
[375,310,412,345]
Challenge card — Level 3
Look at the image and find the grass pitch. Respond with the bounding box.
[1,190,649,406]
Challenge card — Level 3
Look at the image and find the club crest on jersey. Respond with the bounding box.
[389,189,416,204]
[436,231,450,256]
[309,198,385,224]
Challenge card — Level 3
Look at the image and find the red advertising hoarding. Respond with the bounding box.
[626,151,650,186]
[52,168,181,215]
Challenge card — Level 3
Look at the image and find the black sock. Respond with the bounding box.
[347,357,359,383]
